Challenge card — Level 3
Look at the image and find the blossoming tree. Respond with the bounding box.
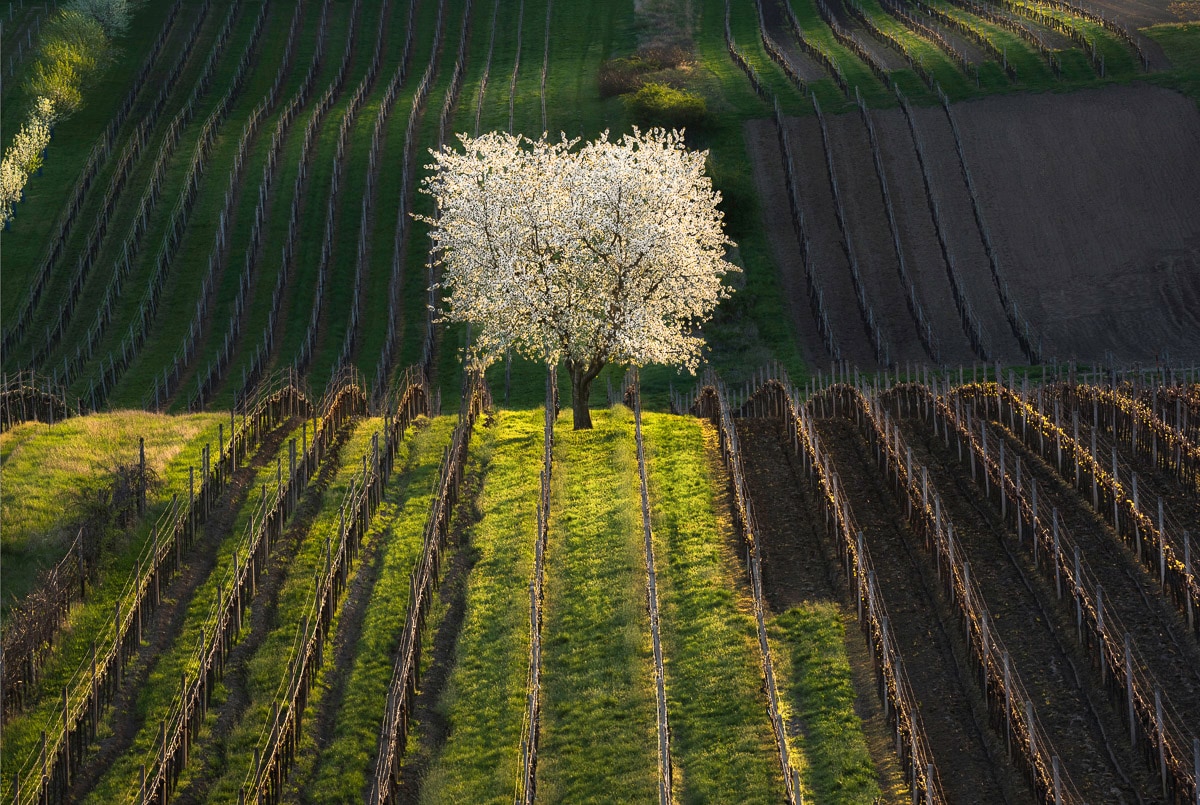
[420,128,736,428]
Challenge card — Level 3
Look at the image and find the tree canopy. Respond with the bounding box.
[420,128,736,428]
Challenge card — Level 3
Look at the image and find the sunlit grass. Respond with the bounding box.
[299,415,457,803]
[642,413,784,802]
[536,406,659,802]
[1,411,225,602]
[770,603,882,804]
[419,410,538,803]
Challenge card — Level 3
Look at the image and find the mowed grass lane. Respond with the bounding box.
[82,417,317,803]
[418,410,539,803]
[40,0,253,379]
[769,604,886,804]
[63,1,271,394]
[641,413,784,802]
[110,0,320,407]
[265,0,386,382]
[536,407,659,803]
[295,415,458,802]
[307,0,466,389]
[205,0,360,411]
[183,416,404,801]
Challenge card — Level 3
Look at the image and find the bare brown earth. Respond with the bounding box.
[749,85,1200,370]
[825,110,931,364]
[954,84,1200,365]
[743,122,839,367]
[1073,0,1196,29]
[871,108,986,365]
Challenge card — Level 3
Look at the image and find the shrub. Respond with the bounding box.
[28,10,110,115]
[67,0,137,37]
[598,56,655,97]
[623,82,707,129]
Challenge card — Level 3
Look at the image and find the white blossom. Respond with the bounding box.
[0,98,55,226]
[420,128,736,426]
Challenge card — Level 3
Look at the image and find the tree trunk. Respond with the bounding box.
[568,360,603,430]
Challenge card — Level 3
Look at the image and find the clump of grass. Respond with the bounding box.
[418,410,540,803]
[642,413,784,802]
[625,82,708,127]
[536,407,659,802]
[771,603,881,804]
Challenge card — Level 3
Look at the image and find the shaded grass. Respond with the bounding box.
[418,410,539,803]
[770,604,881,804]
[0,0,177,317]
[1148,22,1200,102]
[641,413,783,803]
[536,406,659,803]
[298,415,457,803]
[110,0,313,407]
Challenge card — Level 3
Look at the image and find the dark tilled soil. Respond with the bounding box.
[906,103,1023,361]
[735,418,909,802]
[810,416,1027,805]
[1072,408,1200,558]
[871,108,982,365]
[893,408,1161,803]
[761,0,833,82]
[742,122,838,368]
[825,110,931,365]
[983,417,1200,732]
[68,418,299,801]
[781,116,880,368]
[953,86,1200,364]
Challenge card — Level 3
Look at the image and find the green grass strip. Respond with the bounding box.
[297,414,457,802]
[536,406,659,802]
[0,0,178,314]
[641,412,783,802]
[1147,22,1200,102]
[418,409,540,803]
[0,413,228,772]
[769,603,881,804]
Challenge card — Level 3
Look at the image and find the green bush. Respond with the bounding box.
[27,10,110,115]
[624,82,707,129]
[598,56,656,97]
